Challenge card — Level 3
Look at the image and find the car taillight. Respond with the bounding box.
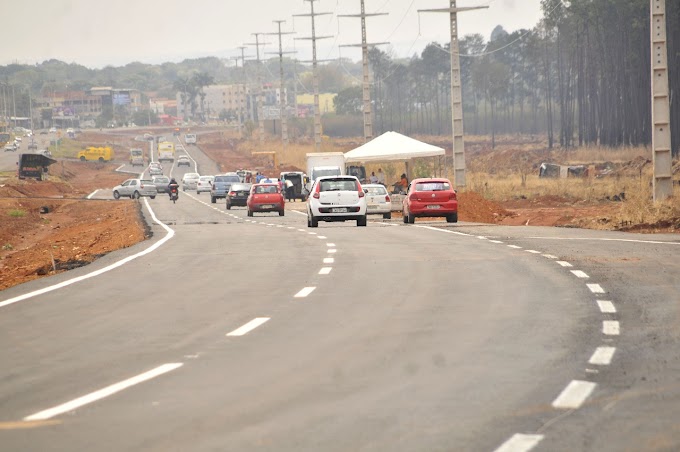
[140,183,144,188]
[313,183,320,199]
[357,182,364,197]
[228,191,235,196]
[385,195,391,202]
[450,191,457,200]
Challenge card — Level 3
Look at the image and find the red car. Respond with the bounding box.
[247,183,285,217]
[402,178,458,224]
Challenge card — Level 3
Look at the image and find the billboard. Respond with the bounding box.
[113,93,131,106]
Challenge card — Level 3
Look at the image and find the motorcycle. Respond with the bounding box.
[169,187,179,204]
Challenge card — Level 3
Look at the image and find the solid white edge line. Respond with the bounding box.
[489,240,504,244]
[551,380,597,409]
[86,189,99,199]
[319,267,332,275]
[23,363,183,421]
[587,283,605,293]
[226,317,270,337]
[527,236,680,245]
[494,433,544,452]
[0,198,174,309]
[571,270,590,278]
[589,346,616,365]
[294,287,316,298]
[596,300,617,314]
[291,210,307,216]
[556,261,573,267]
[603,320,620,335]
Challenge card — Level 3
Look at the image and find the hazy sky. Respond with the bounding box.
[4,0,542,68]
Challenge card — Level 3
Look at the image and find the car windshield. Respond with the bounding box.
[319,179,358,192]
[415,182,450,191]
[199,176,212,182]
[366,187,387,195]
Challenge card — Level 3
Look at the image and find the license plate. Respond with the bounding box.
[427,205,441,209]
[331,207,348,213]
[368,205,378,209]
[260,204,273,209]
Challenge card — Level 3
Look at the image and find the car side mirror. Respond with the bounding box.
[363,188,368,193]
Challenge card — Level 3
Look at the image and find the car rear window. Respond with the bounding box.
[231,184,250,191]
[366,186,387,195]
[255,185,279,194]
[215,176,240,183]
[319,179,359,192]
[154,177,169,183]
[415,182,450,191]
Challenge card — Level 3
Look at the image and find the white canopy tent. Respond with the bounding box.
[343,131,445,163]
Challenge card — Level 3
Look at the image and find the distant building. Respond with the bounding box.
[296,93,337,114]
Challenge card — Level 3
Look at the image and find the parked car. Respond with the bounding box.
[226,183,252,209]
[210,173,241,203]
[196,175,214,194]
[3,143,17,152]
[177,155,191,167]
[112,178,157,199]
[307,175,367,227]
[148,162,163,176]
[181,172,201,191]
[151,175,171,194]
[363,184,392,219]
[247,183,285,216]
[49,127,57,133]
[402,178,458,224]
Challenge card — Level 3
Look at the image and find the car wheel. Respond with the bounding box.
[279,209,284,216]
[446,212,458,223]
[310,215,319,228]
[150,196,156,199]
[357,215,367,227]
[79,156,86,161]
[98,157,104,162]
[408,213,415,224]
[211,196,216,204]
[133,191,141,199]
[113,191,120,200]
[383,212,392,220]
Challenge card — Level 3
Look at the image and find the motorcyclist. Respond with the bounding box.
[167,178,179,199]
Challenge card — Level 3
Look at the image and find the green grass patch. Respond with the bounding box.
[48,138,83,159]
[2,243,13,250]
[8,209,26,218]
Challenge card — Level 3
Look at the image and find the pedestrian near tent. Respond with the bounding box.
[256,172,264,183]
[369,171,379,184]
[377,168,385,185]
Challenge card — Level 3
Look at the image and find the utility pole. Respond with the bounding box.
[244,33,269,145]
[294,0,333,151]
[266,20,296,147]
[650,0,673,201]
[231,55,244,138]
[419,1,487,188]
[339,0,388,142]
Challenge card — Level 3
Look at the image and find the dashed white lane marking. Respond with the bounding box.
[326,243,336,247]
[596,300,617,314]
[587,283,606,293]
[556,261,573,267]
[226,317,270,337]
[294,287,316,298]
[603,320,620,336]
[86,189,99,199]
[507,245,522,249]
[308,232,317,235]
[287,226,295,229]
[551,380,597,409]
[589,346,616,365]
[489,240,504,244]
[318,236,327,239]
[319,267,332,275]
[23,363,183,421]
[477,236,487,240]
[297,229,305,232]
[494,433,544,452]
[327,249,337,254]
[415,225,472,236]
[323,258,334,264]
[525,250,541,254]
[542,254,558,259]
[570,270,589,278]
[0,198,174,309]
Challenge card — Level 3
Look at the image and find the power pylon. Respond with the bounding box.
[339,0,388,143]
[294,0,333,151]
[419,1,488,188]
[266,20,296,147]
[244,33,270,145]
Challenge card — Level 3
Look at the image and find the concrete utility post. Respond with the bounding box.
[230,56,244,138]
[419,1,487,188]
[245,33,269,145]
[650,0,673,201]
[266,20,296,148]
[294,0,333,152]
[339,0,388,143]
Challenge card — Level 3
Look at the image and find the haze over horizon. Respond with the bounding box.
[3,0,542,69]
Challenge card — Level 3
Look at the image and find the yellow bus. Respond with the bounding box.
[158,141,175,162]
[77,146,113,162]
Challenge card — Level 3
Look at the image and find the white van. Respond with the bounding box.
[184,133,197,144]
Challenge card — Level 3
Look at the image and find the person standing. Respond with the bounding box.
[369,171,379,184]
[284,178,295,201]
[377,168,385,185]
[256,172,264,183]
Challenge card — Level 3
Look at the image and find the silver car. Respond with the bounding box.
[196,175,214,194]
[363,184,392,219]
[113,178,157,199]
[182,172,200,191]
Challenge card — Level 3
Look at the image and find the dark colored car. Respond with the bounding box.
[152,175,171,194]
[247,183,285,217]
[226,183,252,209]
[210,173,241,203]
[402,178,458,224]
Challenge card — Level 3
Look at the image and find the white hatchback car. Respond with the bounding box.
[307,175,367,227]
[182,172,201,191]
[196,175,214,194]
[362,184,392,219]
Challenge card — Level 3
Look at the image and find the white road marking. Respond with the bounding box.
[323,258,334,264]
[327,243,336,247]
[603,320,620,336]
[318,267,332,275]
[551,380,597,409]
[542,254,558,259]
[86,189,99,199]
[327,249,337,254]
[287,226,295,229]
[308,232,317,235]
[489,240,504,244]
[23,363,183,421]
[527,236,680,245]
[297,229,305,232]
[556,261,573,267]
[226,317,270,337]
[589,347,616,365]
[0,198,174,309]
[587,284,606,293]
[494,433,544,452]
[277,225,284,228]
[415,225,472,236]
[318,236,327,239]
[525,250,541,254]
[291,210,307,216]
[596,300,617,314]
[295,287,316,298]
[570,270,590,278]
[477,236,487,240]
[507,245,522,249]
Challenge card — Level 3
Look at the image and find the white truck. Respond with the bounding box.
[305,152,346,191]
[184,133,197,144]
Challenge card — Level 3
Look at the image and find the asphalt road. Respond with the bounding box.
[1,137,680,451]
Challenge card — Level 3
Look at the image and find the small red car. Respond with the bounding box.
[402,178,458,224]
[247,183,285,217]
